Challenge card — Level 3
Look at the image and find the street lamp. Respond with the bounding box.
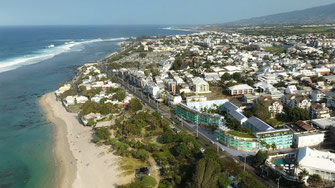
[277,176,281,188]
[243,154,247,171]
[216,138,219,152]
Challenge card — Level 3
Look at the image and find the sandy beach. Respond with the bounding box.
[40,92,130,188]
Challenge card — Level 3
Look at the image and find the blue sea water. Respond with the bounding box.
[0,25,193,188]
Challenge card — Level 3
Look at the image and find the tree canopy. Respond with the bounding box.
[192,158,221,188]
[287,107,310,122]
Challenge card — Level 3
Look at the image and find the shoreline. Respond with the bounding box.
[40,92,131,188]
[40,93,77,188]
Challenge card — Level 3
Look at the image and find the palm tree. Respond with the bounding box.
[260,140,267,150]
[271,143,277,151]
[298,168,309,181]
[266,144,271,151]
[294,161,300,175]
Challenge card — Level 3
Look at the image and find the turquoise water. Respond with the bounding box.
[0,25,193,188]
[273,158,287,166]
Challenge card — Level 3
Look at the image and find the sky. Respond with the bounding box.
[1,0,335,25]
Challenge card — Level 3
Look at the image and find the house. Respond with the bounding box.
[204,72,220,82]
[285,85,297,94]
[64,96,75,106]
[165,79,177,95]
[76,96,89,104]
[55,84,71,96]
[258,96,283,118]
[311,90,325,102]
[144,82,160,99]
[191,77,211,94]
[281,94,311,110]
[164,93,182,105]
[309,103,331,119]
[228,84,254,96]
[296,147,335,181]
[253,82,277,94]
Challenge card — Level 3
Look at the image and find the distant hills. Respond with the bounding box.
[224,3,335,26]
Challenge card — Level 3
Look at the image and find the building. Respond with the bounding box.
[191,77,211,94]
[311,90,325,102]
[281,94,311,110]
[164,93,182,105]
[285,85,297,94]
[293,131,325,148]
[187,99,228,111]
[215,130,258,152]
[256,129,294,150]
[228,84,254,96]
[309,103,331,119]
[296,147,335,181]
[258,96,283,118]
[311,117,335,129]
[220,101,248,125]
[176,103,224,127]
[144,82,160,99]
[55,84,71,96]
[245,116,274,133]
[165,79,177,95]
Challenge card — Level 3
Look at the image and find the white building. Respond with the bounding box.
[293,132,325,148]
[191,77,211,94]
[228,84,254,96]
[55,84,71,96]
[311,90,325,102]
[285,85,298,94]
[64,96,75,106]
[296,147,335,181]
[145,82,161,99]
[76,96,89,104]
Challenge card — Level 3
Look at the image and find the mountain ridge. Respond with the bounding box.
[224,3,335,26]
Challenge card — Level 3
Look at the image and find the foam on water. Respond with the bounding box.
[0,37,126,73]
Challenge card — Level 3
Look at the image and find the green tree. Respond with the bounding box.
[307,174,322,188]
[271,143,277,151]
[172,57,183,70]
[113,89,126,101]
[232,72,242,82]
[246,79,254,86]
[192,158,221,188]
[127,98,143,113]
[298,168,309,181]
[218,175,232,188]
[253,100,271,121]
[139,52,147,58]
[94,127,111,142]
[253,150,269,166]
[287,107,310,122]
[221,73,231,81]
[132,149,149,161]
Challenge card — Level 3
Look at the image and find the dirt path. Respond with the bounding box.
[148,155,160,187]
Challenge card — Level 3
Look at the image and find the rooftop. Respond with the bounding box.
[246,116,274,132]
[227,130,256,138]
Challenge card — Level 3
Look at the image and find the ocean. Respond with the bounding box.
[0,25,193,188]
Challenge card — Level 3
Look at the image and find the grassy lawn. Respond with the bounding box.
[118,157,149,177]
[227,130,256,138]
[266,118,285,127]
[67,104,82,112]
[263,47,286,54]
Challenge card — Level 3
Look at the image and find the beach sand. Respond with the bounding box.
[40,92,131,188]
